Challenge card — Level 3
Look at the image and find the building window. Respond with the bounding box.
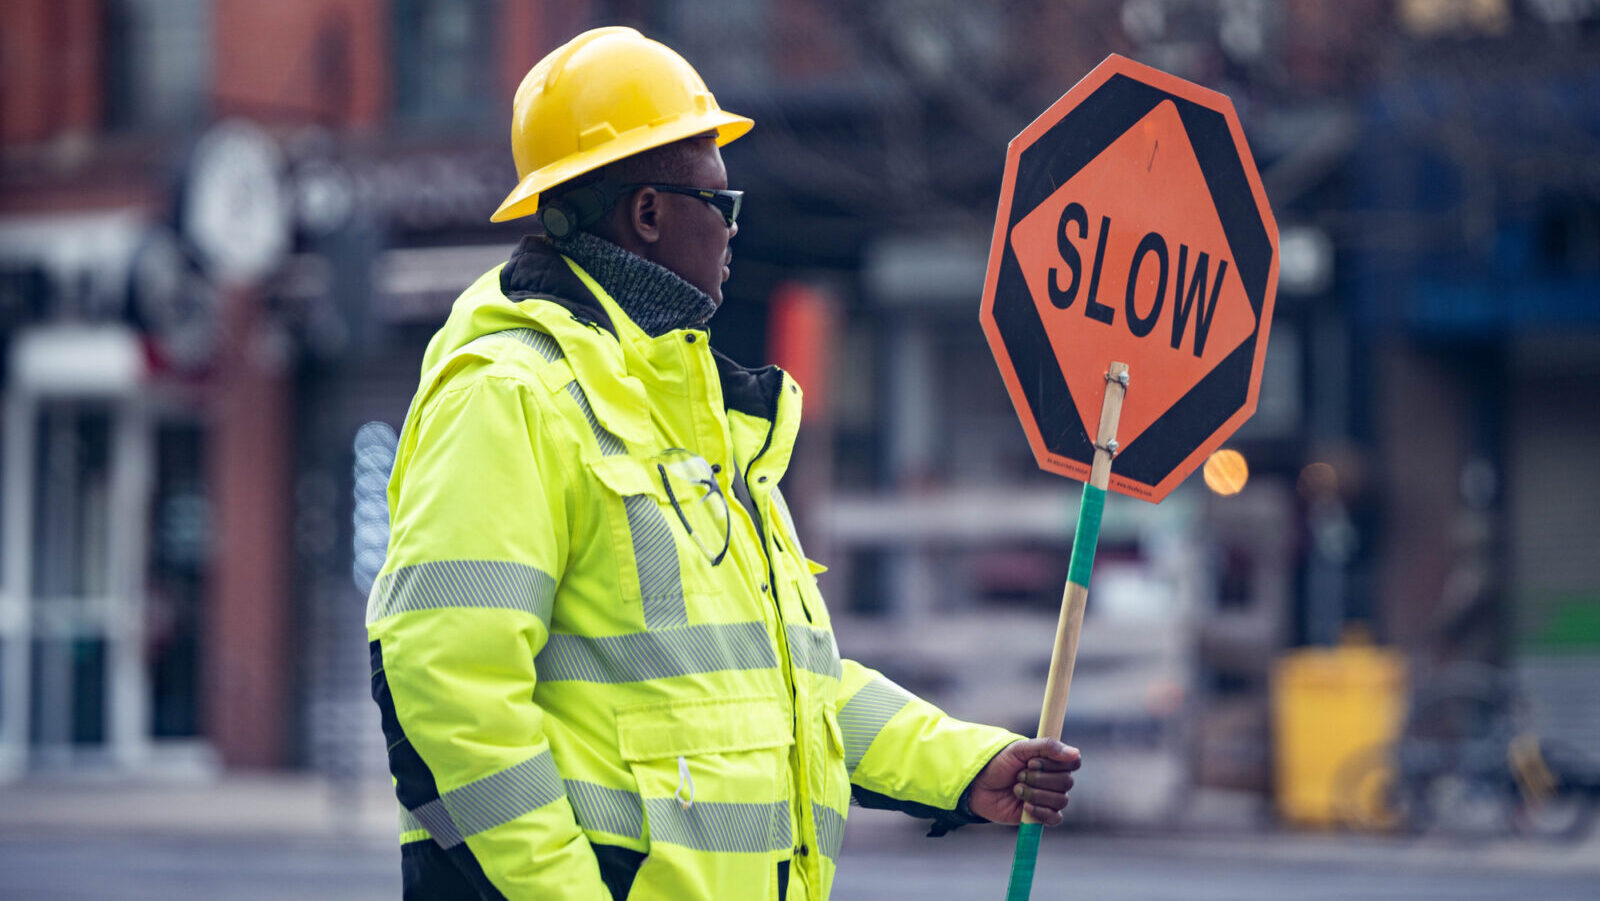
[102,0,210,132]
[392,0,495,127]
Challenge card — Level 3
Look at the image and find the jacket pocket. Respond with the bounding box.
[618,695,795,900]
[587,455,700,630]
[813,700,852,862]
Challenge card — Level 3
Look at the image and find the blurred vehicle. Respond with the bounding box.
[1336,661,1600,841]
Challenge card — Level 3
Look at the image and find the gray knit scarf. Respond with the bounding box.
[549,231,718,337]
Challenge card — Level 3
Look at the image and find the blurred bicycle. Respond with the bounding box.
[1335,661,1600,841]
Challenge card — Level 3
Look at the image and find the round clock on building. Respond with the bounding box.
[182,119,291,286]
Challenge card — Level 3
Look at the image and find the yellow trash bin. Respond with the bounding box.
[1270,638,1407,827]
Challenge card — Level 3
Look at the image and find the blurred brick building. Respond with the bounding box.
[0,0,593,774]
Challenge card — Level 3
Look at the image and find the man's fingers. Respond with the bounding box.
[1023,801,1066,827]
[1017,739,1081,769]
[1025,756,1080,773]
[1016,770,1074,793]
[1012,783,1070,810]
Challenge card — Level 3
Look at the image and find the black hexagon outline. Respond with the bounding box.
[988,72,1274,490]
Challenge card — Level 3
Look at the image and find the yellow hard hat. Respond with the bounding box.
[490,27,754,223]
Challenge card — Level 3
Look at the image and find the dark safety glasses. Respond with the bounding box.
[625,184,743,227]
[655,449,731,566]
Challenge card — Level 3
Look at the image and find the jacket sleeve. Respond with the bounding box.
[836,658,1024,833]
[368,370,610,900]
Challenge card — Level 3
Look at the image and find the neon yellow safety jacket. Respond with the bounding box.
[367,237,1023,900]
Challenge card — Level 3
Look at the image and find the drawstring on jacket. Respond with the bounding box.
[676,755,696,809]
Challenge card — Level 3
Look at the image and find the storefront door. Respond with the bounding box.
[0,326,206,777]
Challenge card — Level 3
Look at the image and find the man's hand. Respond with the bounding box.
[966,738,1081,826]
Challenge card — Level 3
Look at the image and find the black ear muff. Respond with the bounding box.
[539,200,578,239]
[538,182,617,239]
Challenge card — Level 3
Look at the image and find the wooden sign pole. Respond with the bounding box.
[1006,361,1129,901]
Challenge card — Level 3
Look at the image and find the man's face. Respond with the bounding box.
[648,140,736,307]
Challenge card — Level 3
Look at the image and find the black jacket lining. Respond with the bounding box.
[852,785,986,837]
[713,348,784,421]
[593,844,646,901]
[500,235,617,336]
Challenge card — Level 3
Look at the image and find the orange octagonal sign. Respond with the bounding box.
[980,54,1279,503]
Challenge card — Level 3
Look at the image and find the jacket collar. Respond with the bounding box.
[499,235,788,424]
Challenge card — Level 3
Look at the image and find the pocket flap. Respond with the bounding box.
[617,695,793,761]
[823,703,845,754]
[587,456,659,498]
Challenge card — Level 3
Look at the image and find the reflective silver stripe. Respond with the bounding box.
[565,381,626,456]
[411,798,465,849]
[442,750,567,838]
[838,677,914,774]
[786,624,842,680]
[537,622,778,683]
[464,328,563,362]
[623,495,687,628]
[404,751,568,850]
[566,780,645,839]
[477,328,624,454]
[774,800,794,851]
[773,487,804,554]
[812,802,846,860]
[499,328,563,362]
[398,804,427,839]
[366,559,556,627]
[644,798,792,853]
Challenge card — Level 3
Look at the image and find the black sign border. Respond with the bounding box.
[991,72,1274,489]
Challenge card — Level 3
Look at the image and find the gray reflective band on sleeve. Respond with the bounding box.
[786,624,842,680]
[623,495,687,629]
[403,751,568,850]
[464,328,563,362]
[565,780,645,839]
[411,798,465,849]
[811,802,846,860]
[837,677,915,774]
[565,381,626,456]
[499,328,564,362]
[536,621,778,683]
[366,559,556,627]
[474,328,624,455]
[643,798,792,854]
[441,750,567,839]
[398,804,426,837]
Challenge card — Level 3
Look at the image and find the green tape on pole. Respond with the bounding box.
[1005,823,1043,901]
[1067,484,1106,588]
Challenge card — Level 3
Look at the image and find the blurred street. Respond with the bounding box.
[2,775,1597,900]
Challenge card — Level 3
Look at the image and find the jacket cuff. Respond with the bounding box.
[925,784,988,837]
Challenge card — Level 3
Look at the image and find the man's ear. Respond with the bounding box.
[626,187,662,246]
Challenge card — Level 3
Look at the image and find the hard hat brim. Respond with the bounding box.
[490,111,754,224]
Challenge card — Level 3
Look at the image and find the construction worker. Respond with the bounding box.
[367,26,1079,900]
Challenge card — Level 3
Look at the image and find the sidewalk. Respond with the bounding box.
[0,773,399,845]
[3,772,1597,880]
